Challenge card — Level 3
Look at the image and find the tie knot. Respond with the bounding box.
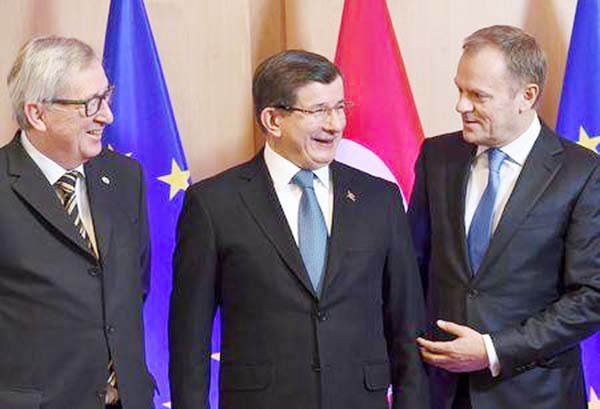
[487,148,507,174]
[292,169,316,190]
[55,170,81,194]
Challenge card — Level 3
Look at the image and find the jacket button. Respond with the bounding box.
[467,289,479,298]
[96,390,106,401]
[106,325,116,334]
[311,364,321,372]
[88,267,101,277]
[315,310,328,322]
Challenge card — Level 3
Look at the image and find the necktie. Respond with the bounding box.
[467,148,507,274]
[55,171,117,403]
[54,170,95,255]
[292,169,328,294]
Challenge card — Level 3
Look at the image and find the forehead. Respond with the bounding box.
[61,59,109,97]
[294,76,344,106]
[455,46,514,89]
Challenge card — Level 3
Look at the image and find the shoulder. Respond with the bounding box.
[542,125,600,171]
[331,160,403,205]
[186,154,259,197]
[422,130,469,153]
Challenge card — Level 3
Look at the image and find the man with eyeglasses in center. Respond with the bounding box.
[169,49,429,409]
[0,36,154,409]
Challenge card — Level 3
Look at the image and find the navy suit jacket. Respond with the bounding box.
[409,125,600,409]
[169,153,429,409]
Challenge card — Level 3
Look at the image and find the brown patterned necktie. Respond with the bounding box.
[54,170,95,255]
[54,170,118,404]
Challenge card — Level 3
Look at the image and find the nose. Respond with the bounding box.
[455,93,473,114]
[323,108,346,134]
[95,99,114,125]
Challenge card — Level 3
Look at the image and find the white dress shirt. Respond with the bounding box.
[464,115,541,376]
[21,131,98,254]
[263,143,333,244]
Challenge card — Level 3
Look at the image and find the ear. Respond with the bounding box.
[519,83,540,113]
[23,102,48,132]
[259,107,284,138]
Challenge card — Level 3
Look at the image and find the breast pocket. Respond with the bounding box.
[0,389,41,409]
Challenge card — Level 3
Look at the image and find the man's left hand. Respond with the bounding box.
[416,320,488,372]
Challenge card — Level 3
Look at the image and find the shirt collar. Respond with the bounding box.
[263,142,330,189]
[475,114,541,166]
[20,130,86,185]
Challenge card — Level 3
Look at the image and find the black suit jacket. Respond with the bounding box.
[0,135,154,409]
[169,153,429,409]
[409,125,600,409]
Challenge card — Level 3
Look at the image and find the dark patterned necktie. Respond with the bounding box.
[55,171,117,403]
[54,170,95,255]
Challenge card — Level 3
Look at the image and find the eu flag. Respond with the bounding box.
[102,0,191,407]
[556,0,600,405]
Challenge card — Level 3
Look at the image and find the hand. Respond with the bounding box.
[416,320,489,373]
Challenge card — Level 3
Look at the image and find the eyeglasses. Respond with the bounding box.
[276,101,353,122]
[47,85,115,117]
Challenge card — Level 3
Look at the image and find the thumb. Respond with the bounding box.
[437,320,470,337]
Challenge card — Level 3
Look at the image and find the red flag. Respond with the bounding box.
[334,0,424,203]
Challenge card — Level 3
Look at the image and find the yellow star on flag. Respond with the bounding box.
[590,387,600,409]
[577,126,600,153]
[158,159,190,200]
[588,388,600,409]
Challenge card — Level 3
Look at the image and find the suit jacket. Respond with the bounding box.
[0,135,154,409]
[409,125,600,409]
[169,153,429,409]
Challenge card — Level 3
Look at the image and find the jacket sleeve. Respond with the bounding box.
[384,183,430,409]
[169,187,219,409]
[491,163,600,377]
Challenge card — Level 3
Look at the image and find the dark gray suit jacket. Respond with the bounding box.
[169,153,429,409]
[0,135,154,409]
[409,125,600,409]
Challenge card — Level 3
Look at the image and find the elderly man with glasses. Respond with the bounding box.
[0,35,154,409]
[169,49,429,409]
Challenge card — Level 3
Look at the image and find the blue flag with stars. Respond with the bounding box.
[102,0,192,407]
[556,0,600,406]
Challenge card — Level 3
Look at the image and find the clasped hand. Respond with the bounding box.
[416,320,489,372]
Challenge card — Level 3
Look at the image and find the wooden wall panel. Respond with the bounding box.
[0,0,578,182]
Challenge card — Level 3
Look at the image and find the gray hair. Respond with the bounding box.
[7,35,98,129]
[463,25,547,106]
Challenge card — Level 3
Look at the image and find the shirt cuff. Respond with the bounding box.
[482,334,501,377]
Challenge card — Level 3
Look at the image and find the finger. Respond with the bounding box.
[417,337,454,354]
[437,320,471,337]
[420,348,449,364]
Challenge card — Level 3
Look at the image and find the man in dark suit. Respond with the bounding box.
[0,36,154,409]
[409,25,600,409]
[169,50,428,409]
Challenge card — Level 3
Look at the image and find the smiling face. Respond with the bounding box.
[34,59,113,169]
[267,76,346,170]
[454,46,536,147]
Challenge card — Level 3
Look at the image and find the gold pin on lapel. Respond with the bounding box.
[346,189,357,202]
[101,176,111,185]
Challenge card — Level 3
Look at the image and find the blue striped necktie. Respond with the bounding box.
[292,169,328,294]
[467,148,507,274]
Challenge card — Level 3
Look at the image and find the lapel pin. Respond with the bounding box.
[346,190,357,202]
[101,176,111,185]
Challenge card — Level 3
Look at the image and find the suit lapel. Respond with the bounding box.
[238,154,317,298]
[320,162,354,296]
[476,126,564,278]
[446,140,476,279]
[84,155,113,264]
[7,136,96,259]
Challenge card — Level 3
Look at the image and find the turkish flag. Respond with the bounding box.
[334,0,424,204]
